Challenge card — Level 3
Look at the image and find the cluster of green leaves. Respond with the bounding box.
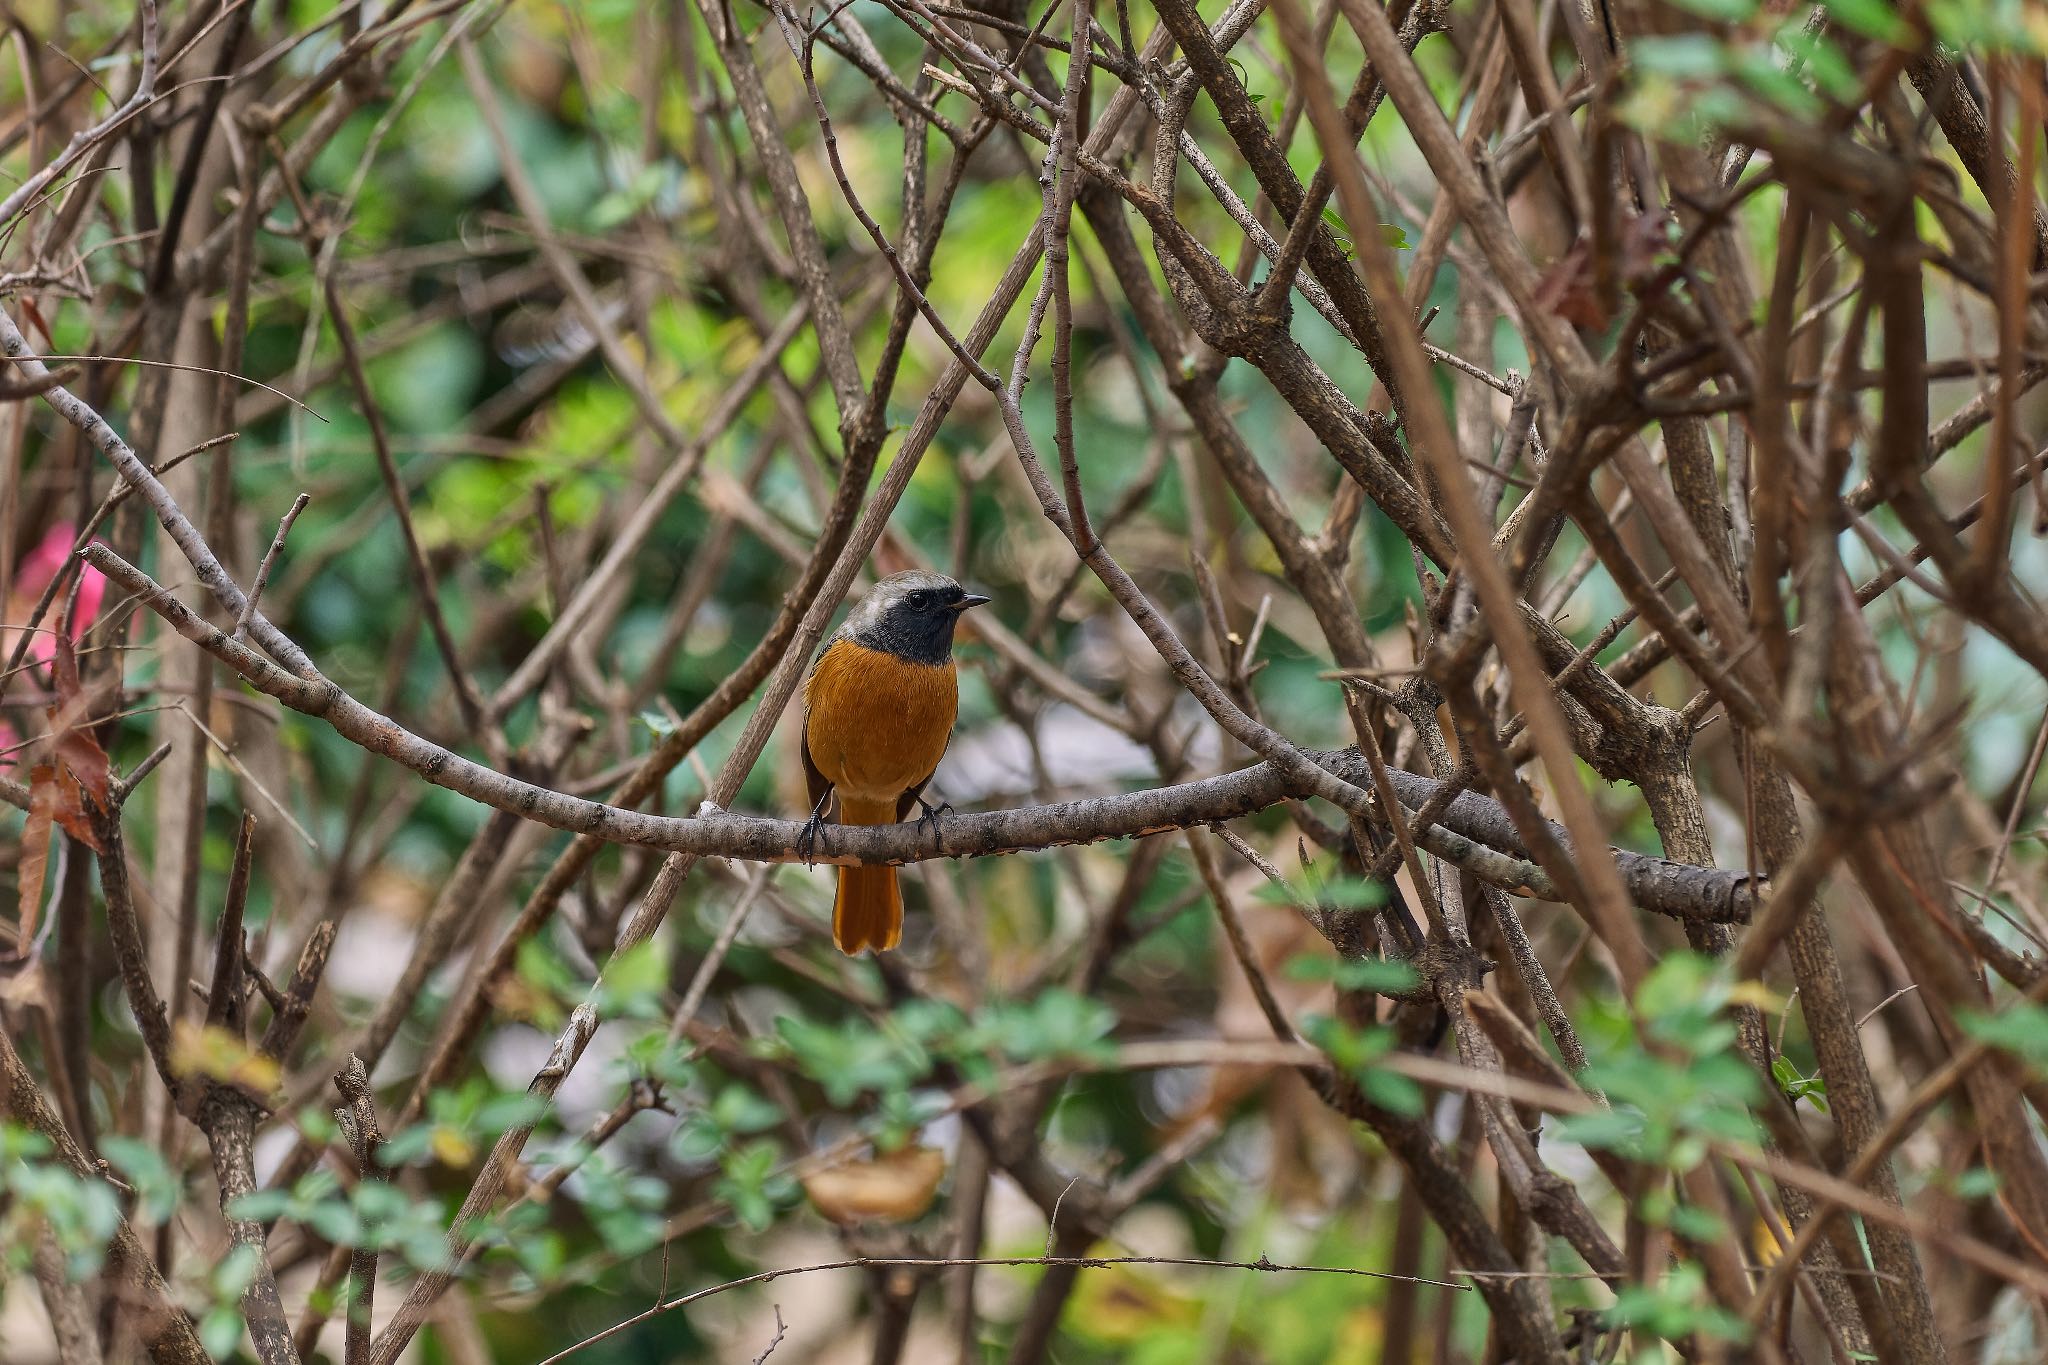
[1626,0,2045,139]
[769,988,1122,1103]
[1555,953,1765,1169]
[228,1168,454,1276]
[1301,1013,1428,1116]
[1280,939,1431,1115]
[610,988,1122,1232]
[1552,954,1781,1349]
[0,1127,268,1360]
[1251,853,1390,916]
[168,1085,565,1310]
[0,1126,123,1281]
[1604,1261,1751,1352]
[379,1081,552,1171]
[1961,997,2048,1074]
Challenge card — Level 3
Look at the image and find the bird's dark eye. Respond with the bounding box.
[907,590,933,611]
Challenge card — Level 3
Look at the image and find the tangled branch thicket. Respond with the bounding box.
[1,0,2046,1359]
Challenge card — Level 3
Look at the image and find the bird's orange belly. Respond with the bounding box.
[805,643,958,807]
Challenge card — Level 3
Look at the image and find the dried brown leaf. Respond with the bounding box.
[801,1145,948,1225]
[46,633,111,806]
[1533,239,1610,330]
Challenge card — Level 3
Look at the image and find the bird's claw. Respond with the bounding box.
[914,797,954,849]
[797,812,829,867]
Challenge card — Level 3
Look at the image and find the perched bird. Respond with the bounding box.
[801,571,989,954]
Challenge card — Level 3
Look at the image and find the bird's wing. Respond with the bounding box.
[800,725,834,817]
[801,634,838,818]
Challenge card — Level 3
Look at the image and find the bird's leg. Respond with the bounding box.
[797,788,833,866]
[913,794,953,850]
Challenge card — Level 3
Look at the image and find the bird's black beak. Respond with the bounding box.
[950,593,992,613]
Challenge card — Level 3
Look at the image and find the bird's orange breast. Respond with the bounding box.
[804,639,958,808]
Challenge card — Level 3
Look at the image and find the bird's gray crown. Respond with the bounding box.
[838,571,984,666]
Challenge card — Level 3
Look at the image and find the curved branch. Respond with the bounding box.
[84,541,1759,923]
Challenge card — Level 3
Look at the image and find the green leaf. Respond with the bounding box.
[1951,1167,2001,1200]
[1321,876,1388,909]
[672,1115,728,1163]
[100,1135,181,1223]
[1732,48,1824,117]
[710,1083,785,1136]
[1822,0,1908,43]
[354,1180,412,1226]
[293,1107,342,1146]
[513,939,580,1029]
[1960,1002,2048,1069]
[715,1138,793,1231]
[1315,205,1357,258]
[622,1032,698,1088]
[377,1124,438,1168]
[1284,954,1419,993]
[777,1013,935,1104]
[1630,34,1729,79]
[307,1199,366,1247]
[1254,869,1384,911]
[892,998,971,1047]
[596,939,669,1019]
[200,1308,243,1361]
[512,1229,568,1282]
[1667,1202,1728,1243]
[1360,1067,1425,1117]
[1555,1107,1648,1155]
[593,1205,665,1257]
[0,1124,52,1161]
[1777,26,1861,100]
[1668,0,1756,18]
[212,1244,262,1299]
[225,1188,292,1224]
[869,1088,936,1152]
[972,989,1120,1064]
[477,1092,551,1135]
[292,1168,342,1204]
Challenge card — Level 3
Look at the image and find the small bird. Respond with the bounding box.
[801,571,989,954]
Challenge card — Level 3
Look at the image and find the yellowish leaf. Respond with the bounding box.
[170,1019,282,1095]
[1725,979,1786,1014]
[431,1125,476,1168]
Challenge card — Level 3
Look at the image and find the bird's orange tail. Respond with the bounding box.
[832,797,902,954]
[833,864,901,954]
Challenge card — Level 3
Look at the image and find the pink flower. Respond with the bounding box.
[2,521,109,770]
[8,522,105,667]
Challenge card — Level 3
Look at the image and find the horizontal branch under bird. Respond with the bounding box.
[85,542,1759,925]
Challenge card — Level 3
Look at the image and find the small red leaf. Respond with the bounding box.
[49,712,111,808]
[44,764,101,851]
[18,297,52,350]
[42,634,110,807]
[49,627,83,709]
